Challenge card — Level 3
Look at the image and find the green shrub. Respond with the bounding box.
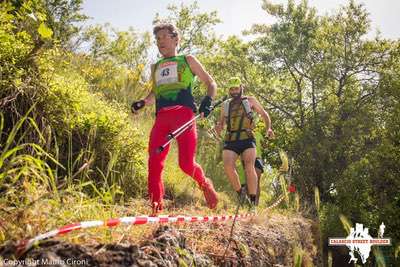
[36,50,147,199]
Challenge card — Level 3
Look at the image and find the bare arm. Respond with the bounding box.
[143,91,155,105]
[143,64,156,105]
[186,55,217,99]
[249,96,275,138]
[215,105,226,137]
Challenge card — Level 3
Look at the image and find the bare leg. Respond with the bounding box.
[222,150,241,192]
[241,148,257,195]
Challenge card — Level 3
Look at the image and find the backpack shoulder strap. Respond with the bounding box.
[223,99,231,118]
[241,97,253,120]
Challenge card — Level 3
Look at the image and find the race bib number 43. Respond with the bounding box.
[155,61,178,86]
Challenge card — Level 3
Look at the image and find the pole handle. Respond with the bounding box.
[156,96,228,153]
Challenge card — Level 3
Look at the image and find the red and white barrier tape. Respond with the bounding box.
[265,194,285,211]
[17,213,253,254]
[16,193,290,254]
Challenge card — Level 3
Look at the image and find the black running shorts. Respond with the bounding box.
[223,138,256,155]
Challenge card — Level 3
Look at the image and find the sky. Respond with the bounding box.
[81,0,400,40]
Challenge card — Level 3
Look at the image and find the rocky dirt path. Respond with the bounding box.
[1,213,319,267]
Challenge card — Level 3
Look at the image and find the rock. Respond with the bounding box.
[0,213,318,266]
[137,259,157,267]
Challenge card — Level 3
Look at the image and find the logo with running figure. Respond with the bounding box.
[329,223,391,264]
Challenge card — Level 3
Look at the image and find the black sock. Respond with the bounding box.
[249,194,256,205]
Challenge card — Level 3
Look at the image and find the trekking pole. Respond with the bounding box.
[157,96,228,153]
[222,189,245,260]
[166,114,201,141]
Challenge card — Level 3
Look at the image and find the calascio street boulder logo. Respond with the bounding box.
[329,223,391,264]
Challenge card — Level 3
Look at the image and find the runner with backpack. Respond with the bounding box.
[215,77,275,212]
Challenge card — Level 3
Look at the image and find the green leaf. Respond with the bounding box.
[38,23,53,39]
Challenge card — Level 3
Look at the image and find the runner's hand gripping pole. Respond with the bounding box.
[156,96,228,153]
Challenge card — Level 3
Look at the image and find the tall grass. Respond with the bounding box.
[314,187,320,213]
[293,246,307,267]
[338,214,352,235]
[0,106,141,243]
[314,186,324,267]
[0,111,61,192]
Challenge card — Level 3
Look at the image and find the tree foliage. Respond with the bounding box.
[244,0,400,264]
[1,0,147,202]
[1,0,399,264]
[76,24,151,103]
[153,1,221,55]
